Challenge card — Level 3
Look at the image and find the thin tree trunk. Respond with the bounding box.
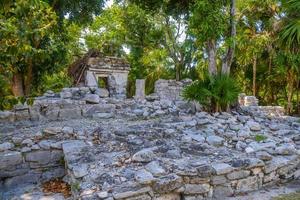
[252,56,257,96]
[175,64,181,81]
[221,0,236,74]
[207,39,217,76]
[24,60,33,95]
[12,72,24,97]
[287,71,294,114]
[296,79,299,114]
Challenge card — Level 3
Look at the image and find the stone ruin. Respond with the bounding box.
[69,50,130,99]
[0,79,299,200]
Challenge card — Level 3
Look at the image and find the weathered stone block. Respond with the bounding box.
[4,171,41,187]
[184,184,210,194]
[236,176,261,193]
[0,111,15,122]
[212,163,234,175]
[153,174,183,193]
[25,150,51,165]
[213,184,234,199]
[113,186,152,199]
[0,151,23,170]
[227,170,250,180]
[211,176,227,185]
[59,108,82,119]
[155,194,181,200]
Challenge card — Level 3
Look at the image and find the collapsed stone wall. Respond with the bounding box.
[0,80,298,200]
[153,79,192,101]
[65,140,300,200]
[1,98,300,199]
[0,143,65,191]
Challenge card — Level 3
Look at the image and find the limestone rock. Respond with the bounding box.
[0,151,23,169]
[135,169,155,184]
[145,161,166,176]
[212,163,234,175]
[247,121,261,131]
[132,148,155,163]
[0,142,14,152]
[206,136,224,147]
[184,184,210,194]
[84,94,100,104]
[275,143,297,155]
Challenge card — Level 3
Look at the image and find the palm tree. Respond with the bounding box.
[278,0,300,113]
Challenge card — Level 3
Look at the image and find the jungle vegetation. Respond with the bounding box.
[0,0,300,114]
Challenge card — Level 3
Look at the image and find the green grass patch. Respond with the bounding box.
[254,134,268,142]
[272,192,300,200]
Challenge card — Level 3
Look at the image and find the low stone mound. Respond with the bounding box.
[0,96,299,200]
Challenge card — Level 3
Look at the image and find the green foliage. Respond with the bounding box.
[44,0,105,25]
[182,74,240,112]
[272,191,300,200]
[0,0,69,96]
[279,0,300,51]
[189,0,228,43]
[254,134,268,142]
[35,71,72,94]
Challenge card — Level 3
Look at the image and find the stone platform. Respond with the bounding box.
[0,98,300,200]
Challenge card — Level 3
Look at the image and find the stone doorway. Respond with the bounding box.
[97,76,108,89]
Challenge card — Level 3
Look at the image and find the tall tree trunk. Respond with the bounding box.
[24,60,33,95]
[221,0,236,74]
[287,71,294,114]
[175,63,181,81]
[296,79,299,114]
[252,56,257,96]
[207,39,217,75]
[12,72,24,97]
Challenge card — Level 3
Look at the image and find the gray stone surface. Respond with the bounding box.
[0,86,299,200]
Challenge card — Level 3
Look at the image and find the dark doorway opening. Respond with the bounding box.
[98,77,108,89]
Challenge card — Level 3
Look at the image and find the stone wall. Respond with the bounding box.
[0,146,65,191]
[153,79,192,101]
[239,93,259,106]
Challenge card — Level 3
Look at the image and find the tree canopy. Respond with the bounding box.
[0,0,300,114]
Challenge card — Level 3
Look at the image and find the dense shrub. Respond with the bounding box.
[182,74,240,112]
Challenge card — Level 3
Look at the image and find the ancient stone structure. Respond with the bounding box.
[239,93,259,106]
[238,93,285,117]
[135,79,146,100]
[153,79,192,101]
[68,50,130,99]
[0,80,299,200]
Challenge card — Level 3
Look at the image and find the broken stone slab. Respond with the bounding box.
[0,151,23,170]
[212,163,234,175]
[135,79,146,100]
[227,170,251,180]
[134,169,155,184]
[59,108,82,119]
[211,175,227,185]
[246,121,261,131]
[275,143,297,155]
[206,135,224,147]
[113,185,152,199]
[84,94,100,104]
[72,164,89,178]
[184,184,210,194]
[196,164,216,177]
[145,161,166,176]
[236,176,262,193]
[213,184,234,199]
[0,111,15,123]
[43,127,62,135]
[153,174,183,193]
[0,142,14,152]
[95,88,110,98]
[132,148,156,163]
